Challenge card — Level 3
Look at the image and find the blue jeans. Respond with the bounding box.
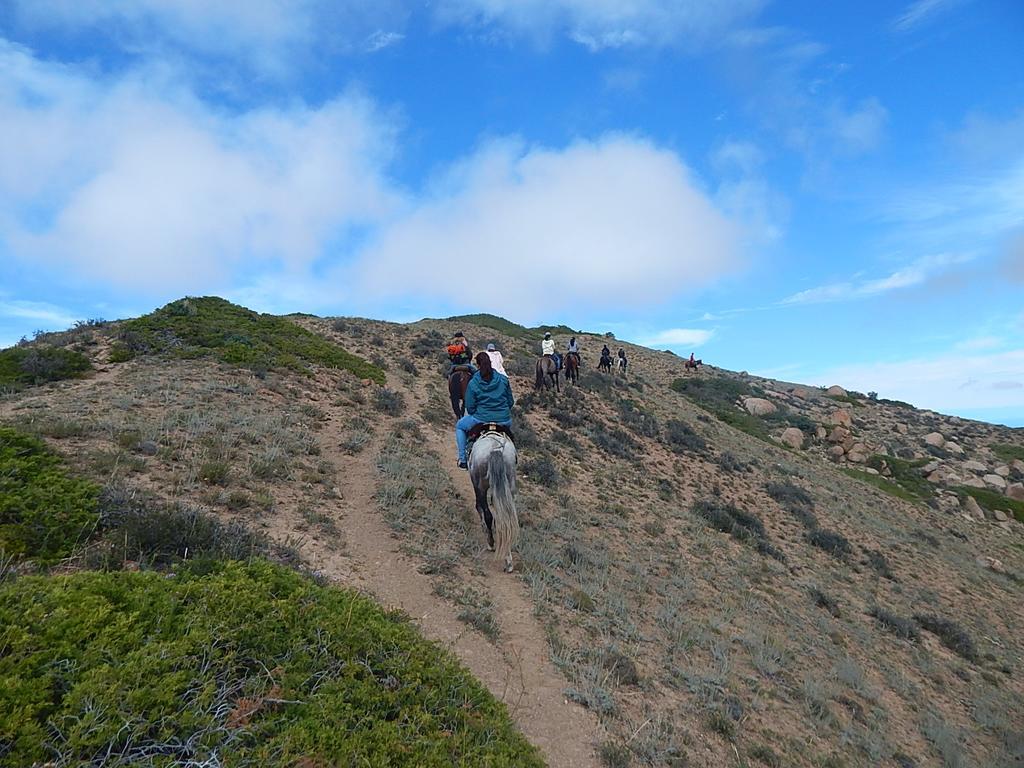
[455,414,512,462]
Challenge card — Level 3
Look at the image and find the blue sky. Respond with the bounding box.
[1,0,1022,425]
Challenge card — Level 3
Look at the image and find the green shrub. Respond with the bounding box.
[0,427,99,562]
[110,297,384,383]
[955,485,1024,523]
[991,444,1024,463]
[670,376,773,440]
[521,455,560,485]
[0,346,91,390]
[692,499,784,562]
[0,561,543,767]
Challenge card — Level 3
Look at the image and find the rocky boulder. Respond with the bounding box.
[847,444,871,464]
[743,397,777,416]
[827,445,846,462]
[830,409,853,428]
[962,460,987,474]
[961,476,987,489]
[1007,483,1024,502]
[828,426,850,444]
[983,474,1007,490]
[780,428,805,449]
[994,465,1011,477]
[945,442,965,456]
[962,495,985,520]
[923,432,946,448]
[826,385,848,397]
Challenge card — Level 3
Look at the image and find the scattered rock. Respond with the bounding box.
[994,465,1011,478]
[923,432,946,448]
[922,460,941,474]
[864,467,880,475]
[945,442,965,455]
[815,426,828,440]
[828,427,850,444]
[1007,483,1024,502]
[847,444,870,464]
[976,556,1008,575]
[983,474,1007,490]
[961,476,987,489]
[894,423,909,435]
[1011,459,1024,474]
[962,495,985,520]
[826,385,848,397]
[830,409,853,428]
[993,510,1009,523]
[962,460,987,474]
[743,397,777,416]
[827,445,846,462]
[780,427,805,449]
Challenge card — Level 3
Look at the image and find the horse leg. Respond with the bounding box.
[474,485,495,551]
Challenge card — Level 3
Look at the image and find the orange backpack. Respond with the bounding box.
[447,341,466,357]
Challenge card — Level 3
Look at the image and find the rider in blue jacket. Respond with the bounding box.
[454,352,514,469]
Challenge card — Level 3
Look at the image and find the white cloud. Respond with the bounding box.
[9,0,408,73]
[810,348,1024,412]
[353,136,742,320]
[640,328,714,348]
[828,98,887,154]
[781,253,974,305]
[0,299,79,328]
[365,30,405,52]
[891,0,965,33]
[434,0,766,50]
[0,42,399,293]
[954,336,1003,352]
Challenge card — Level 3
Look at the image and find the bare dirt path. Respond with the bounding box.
[301,389,602,767]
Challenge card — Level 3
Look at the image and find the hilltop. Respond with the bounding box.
[1,297,1021,768]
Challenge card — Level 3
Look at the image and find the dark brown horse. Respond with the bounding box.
[534,356,560,392]
[684,358,703,374]
[564,352,580,385]
[449,367,473,417]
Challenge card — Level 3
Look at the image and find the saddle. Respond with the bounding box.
[449,364,474,376]
[467,422,515,442]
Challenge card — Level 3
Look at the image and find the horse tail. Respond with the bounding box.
[487,444,519,568]
[534,360,544,390]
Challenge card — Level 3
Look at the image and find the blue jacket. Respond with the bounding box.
[465,371,514,422]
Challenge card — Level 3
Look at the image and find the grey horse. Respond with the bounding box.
[468,430,520,573]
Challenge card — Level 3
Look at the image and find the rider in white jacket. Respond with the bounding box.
[541,332,561,370]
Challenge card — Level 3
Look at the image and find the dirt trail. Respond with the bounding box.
[302,388,602,767]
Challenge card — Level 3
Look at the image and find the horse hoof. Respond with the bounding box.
[504,561,514,573]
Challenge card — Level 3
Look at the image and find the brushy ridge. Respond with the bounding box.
[0,560,544,767]
[109,297,385,383]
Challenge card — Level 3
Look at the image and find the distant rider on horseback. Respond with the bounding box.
[446,331,475,377]
[567,337,580,366]
[486,343,507,375]
[541,332,562,371]
[455,352,514,470]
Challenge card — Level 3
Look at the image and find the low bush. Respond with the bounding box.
[807,529,853,560]
[0,427,99,563]
[0,561,542,766]
[870,606,920,641]
[0,346,92,390]
[692,500,783,561]
[521,455,560,485]
[809,587,841,617]
[373,387,406,416]
[663,419,706,454]
[992,443,1024,463]
[617,399,659,439]
[765,481,813,509]
[914,614,979,662]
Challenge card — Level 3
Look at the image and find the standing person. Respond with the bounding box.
[541,332,561,371]
[486,343,507,375]
[446,331,474,376]
[454,352,514,469]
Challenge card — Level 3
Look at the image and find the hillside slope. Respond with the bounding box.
[2,301,1021,767]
